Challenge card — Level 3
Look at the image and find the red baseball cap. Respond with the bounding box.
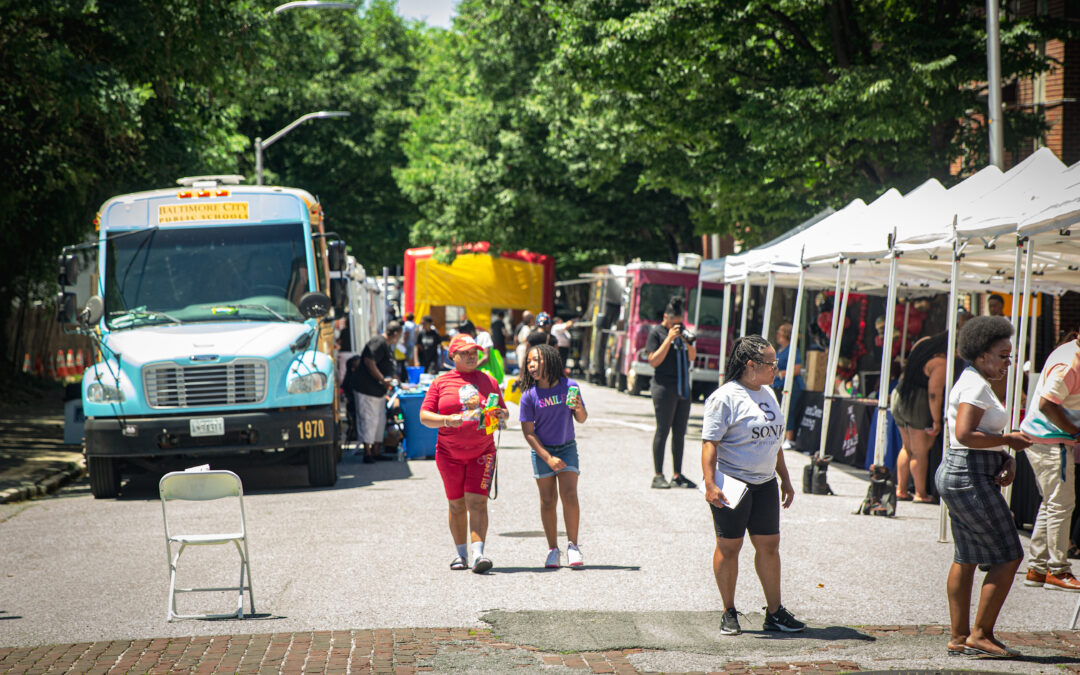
[448,333,480,356]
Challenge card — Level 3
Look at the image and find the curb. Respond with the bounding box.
[0,460,85,504]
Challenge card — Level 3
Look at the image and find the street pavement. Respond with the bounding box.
[1,380,1080,673]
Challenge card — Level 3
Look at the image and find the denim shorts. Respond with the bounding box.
[531,440,580,479]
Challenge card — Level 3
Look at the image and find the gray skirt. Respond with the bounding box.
[934,448,1023,565]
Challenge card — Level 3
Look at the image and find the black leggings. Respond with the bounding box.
[651,382,691,475]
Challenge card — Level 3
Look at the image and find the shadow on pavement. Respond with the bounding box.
[491,565,641,574]
[54,453,413,501]
[749,625,875,642]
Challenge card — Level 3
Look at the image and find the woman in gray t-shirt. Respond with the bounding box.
[702,335,801,636]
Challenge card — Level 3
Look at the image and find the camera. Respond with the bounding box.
[675,323,696,345]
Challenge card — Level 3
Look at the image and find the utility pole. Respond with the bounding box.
[986,0,1005,168]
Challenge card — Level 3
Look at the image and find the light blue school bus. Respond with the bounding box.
[58,176,348,498]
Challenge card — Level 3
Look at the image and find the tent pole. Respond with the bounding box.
[823,264,844,399]
[1003,239,1024,422]
[719,283,732,383]
[874,236,900,466]
[781,252,806,426]
[1011,241,1034,430]
[939,218,961,544]
[761,271,776,339]
[899,300,911,366]
[740,278,751,337]
[818,260,852,460]
[692,276,704,334]
[1003,241,1035,506]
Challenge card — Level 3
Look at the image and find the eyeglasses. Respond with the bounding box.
[755,360,779,369]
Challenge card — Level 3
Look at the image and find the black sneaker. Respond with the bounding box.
[671,474,697,489]
[763,605,805,632]
[651,475,671,489]
[720,607,741,635]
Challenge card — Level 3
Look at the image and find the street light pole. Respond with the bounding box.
[273,1,356,14]
[254,111,350,185]
[986,0,1005,168]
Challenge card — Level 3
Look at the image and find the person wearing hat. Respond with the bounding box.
[420,333,509,573]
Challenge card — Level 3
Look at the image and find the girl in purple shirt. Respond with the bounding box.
[518,343,588,568]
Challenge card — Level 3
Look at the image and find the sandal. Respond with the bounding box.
[472,556,493,574]
[964,645,1019,659]
[946,643,967,656]
[449,556,468,570]
[912,497,937,504]
[895,493,914,501]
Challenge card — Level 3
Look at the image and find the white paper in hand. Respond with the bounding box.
[697,468,748,509]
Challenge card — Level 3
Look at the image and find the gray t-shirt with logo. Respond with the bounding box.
[702,381,785,485]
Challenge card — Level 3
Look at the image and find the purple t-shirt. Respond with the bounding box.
[519,378,580,447]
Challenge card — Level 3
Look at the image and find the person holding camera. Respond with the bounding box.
[646,296,697,489]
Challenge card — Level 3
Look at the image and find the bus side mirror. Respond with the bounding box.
[298,291,331,319]
[330,278,347,316]
[328,240,347,272]
[80,296,104,326]
[58,254,78,287]
[56,292,78,324]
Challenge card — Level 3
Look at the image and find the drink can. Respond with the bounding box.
[566,385,579,408]
[486,393,500,408]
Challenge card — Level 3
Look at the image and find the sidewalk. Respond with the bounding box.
[0,384,84,503]
[2,625,1080,674]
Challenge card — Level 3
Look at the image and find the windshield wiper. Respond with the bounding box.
[200,304,290,322]
[108,307,183,328]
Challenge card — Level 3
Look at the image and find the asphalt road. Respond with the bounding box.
[0,380,1075,671]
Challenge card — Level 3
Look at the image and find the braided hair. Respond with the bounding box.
[725,334,772,384]
[517,343,565,391]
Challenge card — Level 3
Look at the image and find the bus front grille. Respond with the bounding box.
[144,360,268,408]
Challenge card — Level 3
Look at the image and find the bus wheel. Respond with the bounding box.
[88,456,120,499]
[616,372,627,392]
[307,444,338,487]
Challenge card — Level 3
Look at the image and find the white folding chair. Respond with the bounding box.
[159,469,255,621]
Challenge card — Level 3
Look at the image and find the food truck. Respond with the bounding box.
[590,259,727,397]
[57,176,347,498]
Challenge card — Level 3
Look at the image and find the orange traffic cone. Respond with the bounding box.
[56,350,68,378]
[65,349,75,377]
[21,353,30,373]
[75,349,85,374]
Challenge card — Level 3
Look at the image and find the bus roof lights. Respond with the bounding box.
[176,175,245,187]
[177,190,193,198]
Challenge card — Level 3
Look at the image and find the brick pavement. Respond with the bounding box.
[3,625,1080,675]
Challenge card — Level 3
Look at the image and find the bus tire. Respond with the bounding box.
[616,372,627,392]
[88,456,120,499]
[307,444,338,487]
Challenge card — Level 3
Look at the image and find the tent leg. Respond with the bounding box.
[719,284,732,384]
[780,261,806,424]
[761,271,776,339]
[818,261,852,460]
[874,252,899,467]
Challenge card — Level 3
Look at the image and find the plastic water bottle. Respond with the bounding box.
[397,445,406,462]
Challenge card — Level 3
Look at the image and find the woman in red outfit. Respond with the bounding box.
[420,333,509,573]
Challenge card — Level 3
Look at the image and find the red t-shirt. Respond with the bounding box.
[421,369,505,459]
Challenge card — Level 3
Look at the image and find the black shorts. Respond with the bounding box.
[710,477,780,539]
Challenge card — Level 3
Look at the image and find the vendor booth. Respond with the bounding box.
[403,242,554,334]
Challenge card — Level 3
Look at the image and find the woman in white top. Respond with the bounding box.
[936,315,1032,659]
[701,335,802,637]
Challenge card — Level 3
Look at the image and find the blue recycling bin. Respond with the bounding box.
[406,366,423,384]
[399,390,438,459]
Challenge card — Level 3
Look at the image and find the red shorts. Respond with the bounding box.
[436,448,495,500]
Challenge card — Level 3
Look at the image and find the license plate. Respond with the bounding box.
[189,417,225,437]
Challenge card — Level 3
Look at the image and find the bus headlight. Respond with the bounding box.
[287,372,328,394]
[87,382,125,403]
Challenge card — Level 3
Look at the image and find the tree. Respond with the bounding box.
[395,0,698,277]
[542,0,1063,244]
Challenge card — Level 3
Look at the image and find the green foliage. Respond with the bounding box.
[541,0,1063,245]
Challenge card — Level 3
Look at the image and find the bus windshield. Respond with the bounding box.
[104,223,310,330]
[637,284,683,322]
[687,287,726,327]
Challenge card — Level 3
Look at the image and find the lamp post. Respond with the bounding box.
[273,1,356,14]
[254,111,350,185]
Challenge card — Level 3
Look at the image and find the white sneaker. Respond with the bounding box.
[544,547,561,568]
[781,440,795,451]
[567,543,583,568]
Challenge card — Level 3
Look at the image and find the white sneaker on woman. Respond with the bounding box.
[544,547,561,568]
[567,543,583,568]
